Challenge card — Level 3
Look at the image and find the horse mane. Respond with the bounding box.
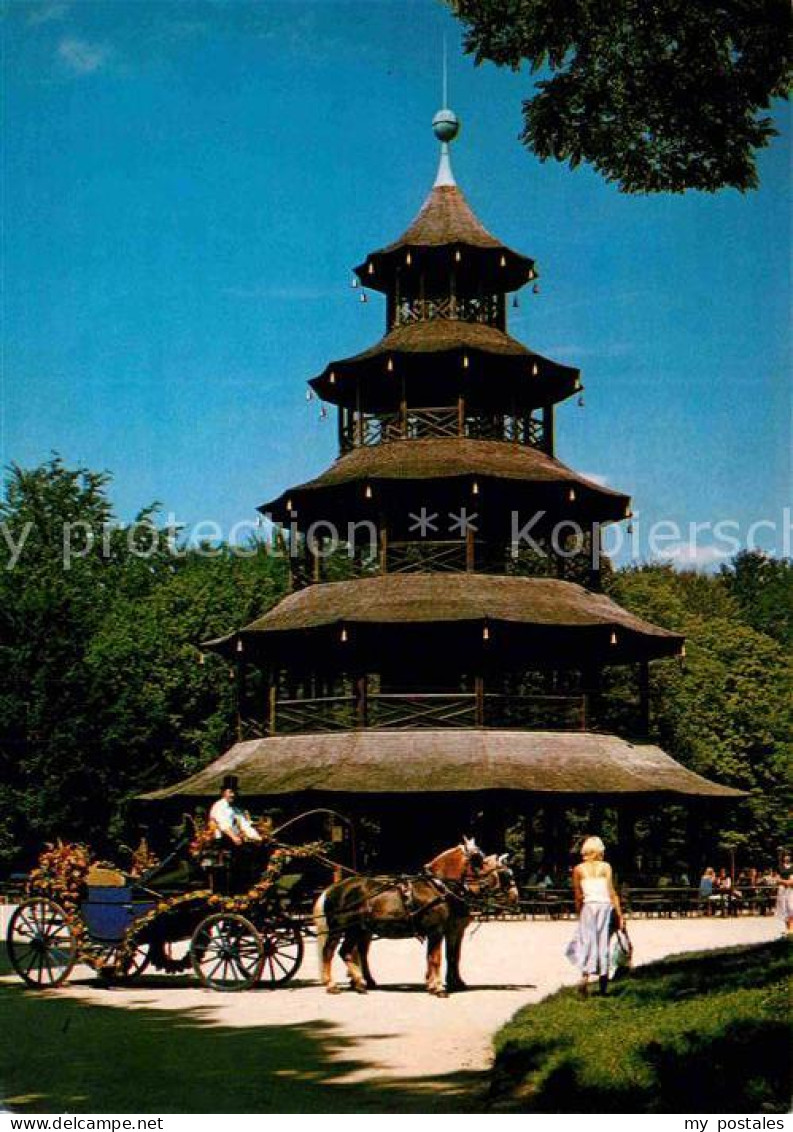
[425,844,468,880]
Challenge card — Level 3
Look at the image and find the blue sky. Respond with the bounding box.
[2,0,791,566]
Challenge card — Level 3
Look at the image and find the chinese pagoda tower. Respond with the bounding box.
[149,108,740,871]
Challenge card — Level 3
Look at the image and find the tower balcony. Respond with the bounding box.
[391,294,505,330]
[240,687,649,741]
[339,404,549,453]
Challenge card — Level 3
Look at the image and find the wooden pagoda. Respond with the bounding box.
[146,109,741,873]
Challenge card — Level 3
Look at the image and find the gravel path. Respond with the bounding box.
[3,915,779,1111]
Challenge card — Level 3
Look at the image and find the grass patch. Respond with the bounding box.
[491,939,792,1113]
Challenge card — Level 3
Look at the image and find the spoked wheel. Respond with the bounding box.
[117,941,151,980]
[190,913,264,992]
[7,898,78,988]
[257,921,304,986]
[95,941,151,982]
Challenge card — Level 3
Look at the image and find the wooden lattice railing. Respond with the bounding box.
[339,408,548,452]
[248,690,645,737]
[393,295,502,328]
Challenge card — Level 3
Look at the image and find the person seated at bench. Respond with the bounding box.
[209,776,262,847]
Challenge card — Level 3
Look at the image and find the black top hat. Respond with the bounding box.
[221,774,239,792]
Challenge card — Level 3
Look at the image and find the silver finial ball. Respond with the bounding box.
[433,108,460,143]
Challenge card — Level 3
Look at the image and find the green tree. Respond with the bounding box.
[721,550,793,646]
[608,564,792,859]
[448,0,792,192]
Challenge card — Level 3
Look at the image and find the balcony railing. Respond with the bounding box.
[252,691,641,738]
[393,295,503,329]
[340,407,550,453]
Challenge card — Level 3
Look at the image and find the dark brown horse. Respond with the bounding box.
[313,838,518,996]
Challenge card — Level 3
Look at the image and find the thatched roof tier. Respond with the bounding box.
[205,575,683,666]
[260,438,630,526]
[353,185,536,295]
[140,729,743,800]
[309,320,579,411]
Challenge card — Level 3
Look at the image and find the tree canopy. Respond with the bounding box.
[448,0,792,192]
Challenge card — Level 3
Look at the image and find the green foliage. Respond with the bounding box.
[491,940,792,1112]
[0,457,288,865]
[721,550,793,646]
[448,0,792,193]
[605,564,793,857]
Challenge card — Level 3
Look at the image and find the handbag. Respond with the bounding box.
[608,924,633,979]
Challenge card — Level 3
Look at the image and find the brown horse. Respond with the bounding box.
[314,838,518,996]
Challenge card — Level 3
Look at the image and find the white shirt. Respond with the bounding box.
[209,797,262,842]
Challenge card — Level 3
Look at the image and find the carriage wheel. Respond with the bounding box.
[190,913,264,992]
[96,941,151,982]
[257,922,304,986]
[117,941,151,980]
[7,898,78,988]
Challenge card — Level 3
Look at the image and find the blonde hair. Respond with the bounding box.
[581,836,606,861]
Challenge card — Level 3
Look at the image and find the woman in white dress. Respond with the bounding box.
[775,851,793,933]
[566,836,624,997]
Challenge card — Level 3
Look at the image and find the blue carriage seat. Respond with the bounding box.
[80,866,156,943]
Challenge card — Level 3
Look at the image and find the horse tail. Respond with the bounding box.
[313,888,330,977]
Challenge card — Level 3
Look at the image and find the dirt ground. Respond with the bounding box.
[1,913,780,1112]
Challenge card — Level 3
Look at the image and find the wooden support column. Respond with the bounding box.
[337,407,345,453]
[355,379,363,446]
[475,674,485,726]
[267,679,277,736]
[457,394,465,437]
[542,403,555,457]
[379,514,388,574]
[355,673,368,729]
[466,526,476,572]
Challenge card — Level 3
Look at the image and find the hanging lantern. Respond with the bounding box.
[406,251,412,266]
[472,480,479,495]
[528,268,535,281]
[364,484,373,499]
[568,488,576,502]
[367,262,374,275]
[499,255,506,268]
[482,625,490,641]
[462,354,470,369]
[236,638,244,654]
[532,363,539,376]
[387,357,394,372]
[286,498,292,511]
[329,371,336,384]
[340,627,348,643]
[455,249,462,263]
[610,631,618,645]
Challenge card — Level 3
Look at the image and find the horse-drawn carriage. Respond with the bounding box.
[6,826,321,992]
[6,823,518,997]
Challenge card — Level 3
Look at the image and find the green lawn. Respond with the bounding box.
[491,939,792,1113]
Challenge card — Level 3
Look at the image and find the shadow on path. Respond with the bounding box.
[0,979,485,1113]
